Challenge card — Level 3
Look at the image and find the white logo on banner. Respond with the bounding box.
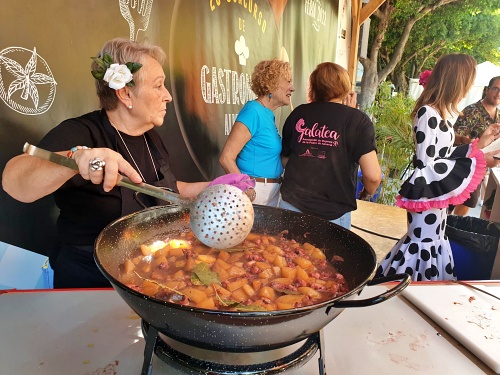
[234,35,250,66]
[304,0,327,32]
[0,47,57,116]
[119,0,154,41]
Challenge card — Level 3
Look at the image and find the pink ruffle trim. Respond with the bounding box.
[395,140,487,212]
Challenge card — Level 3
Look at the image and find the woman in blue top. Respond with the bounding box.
[219,59,294,206]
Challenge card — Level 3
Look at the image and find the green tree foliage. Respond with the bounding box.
[389,0,500,89]
[360,0,500,110]
[366,83,416,205]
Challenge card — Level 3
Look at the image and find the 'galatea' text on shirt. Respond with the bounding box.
[296,119,340,143]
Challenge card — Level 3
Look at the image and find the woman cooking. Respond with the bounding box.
[1,38,253,289]
[219,59,294,207]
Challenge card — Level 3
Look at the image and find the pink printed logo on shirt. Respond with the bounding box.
[295,118,339,147]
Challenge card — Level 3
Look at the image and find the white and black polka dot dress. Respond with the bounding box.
[376,106,487,281]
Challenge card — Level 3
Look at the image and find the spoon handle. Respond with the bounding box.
[23,142,192,206]
[117,176,190,205]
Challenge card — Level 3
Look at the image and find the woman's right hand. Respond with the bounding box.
[343,91,357,108]
[484,151,500,168]
[72,147,142,192]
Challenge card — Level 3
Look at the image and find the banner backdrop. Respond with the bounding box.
[0,0,339,256]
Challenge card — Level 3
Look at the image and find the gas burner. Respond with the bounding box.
[140,320,327,375]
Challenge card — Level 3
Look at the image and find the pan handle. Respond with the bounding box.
[329,273,411,309]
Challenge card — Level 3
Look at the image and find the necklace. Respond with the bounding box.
[110,121,159,182]
[257,98,266,107]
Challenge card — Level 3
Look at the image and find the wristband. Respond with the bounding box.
[359,188,373,200]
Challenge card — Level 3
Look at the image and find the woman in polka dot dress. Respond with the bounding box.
[377,54,500,281]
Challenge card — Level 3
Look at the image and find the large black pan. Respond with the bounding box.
[95,205,410,352]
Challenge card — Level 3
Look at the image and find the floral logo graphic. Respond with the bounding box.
[0,46,57,115]
[235,35,250,66]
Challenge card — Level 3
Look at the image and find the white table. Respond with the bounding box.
[0,284,496,374]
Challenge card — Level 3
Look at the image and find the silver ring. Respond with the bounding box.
[89,157,105,171]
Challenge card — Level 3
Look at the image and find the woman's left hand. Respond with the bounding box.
[477,123,500,149]
[209,173,256,201]
[209,173,256,190]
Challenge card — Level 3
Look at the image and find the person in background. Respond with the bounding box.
[219,59,294,207]
[450,75,500,216]
[376,54,500,281]
[1,38,253,289]
[279,62,382,229]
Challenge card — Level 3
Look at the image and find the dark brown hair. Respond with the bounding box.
[488,76,500,88]
[308,62,351,102]
[483,76,500,98]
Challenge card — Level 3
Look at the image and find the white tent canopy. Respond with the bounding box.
[409,61,500,112]
[474,61,500,86]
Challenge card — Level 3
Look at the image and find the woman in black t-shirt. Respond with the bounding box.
[2,38,254,288]
[280,62,382,229]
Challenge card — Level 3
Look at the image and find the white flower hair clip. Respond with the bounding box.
[91,53,142,90]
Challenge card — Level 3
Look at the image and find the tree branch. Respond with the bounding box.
[416,44,446,72]
[378,0,463,82]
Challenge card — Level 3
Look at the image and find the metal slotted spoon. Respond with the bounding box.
[23,143,254,249]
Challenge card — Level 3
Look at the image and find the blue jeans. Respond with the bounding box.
[278,200,351,230]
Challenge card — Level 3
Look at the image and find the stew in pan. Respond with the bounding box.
[118,230,349,311]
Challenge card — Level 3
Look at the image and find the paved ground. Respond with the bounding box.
[352,201,483,263]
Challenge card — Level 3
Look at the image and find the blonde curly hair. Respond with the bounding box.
[251,59,292,97]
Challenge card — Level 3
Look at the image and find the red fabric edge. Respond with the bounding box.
[395,140,487,212]
[0,288,113,295]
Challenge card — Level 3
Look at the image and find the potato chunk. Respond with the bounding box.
[259,286,276,300]
[123,259,136,274]
[183,287,208,303]
[226,278,248,292]
[275,294,305,306]
[196,297,216,309]
[293,257,312,269]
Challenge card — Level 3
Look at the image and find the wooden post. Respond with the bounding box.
[348,0,386,88]
[348,0,361,89]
